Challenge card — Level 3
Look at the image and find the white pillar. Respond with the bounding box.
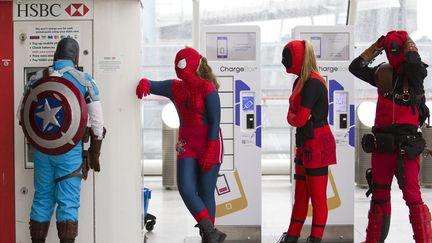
[347,0,358,25]
[192,0,200,49]
[93,1,143,242]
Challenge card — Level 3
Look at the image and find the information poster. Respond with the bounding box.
[300,32,350,61]
[206,32,256,61]
[27,25,81,64]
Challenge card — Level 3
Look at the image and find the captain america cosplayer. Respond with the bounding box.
[136,47,226,243]
[349,30,432,243]
[277,40,337,243]
[18,38,105,243]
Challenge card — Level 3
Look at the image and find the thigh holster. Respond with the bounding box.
[365,168,391,199]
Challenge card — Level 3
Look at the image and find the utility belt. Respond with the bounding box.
[361,125,425,190]
[295,119,328,148]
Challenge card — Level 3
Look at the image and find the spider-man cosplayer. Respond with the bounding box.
[19,38,105,243]
[136,47,226,243]
[349,30,431,243]
[277,40,337,243]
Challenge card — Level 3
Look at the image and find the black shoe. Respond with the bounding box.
[276,232,299,243]
[306,236,322,243]
[195,223,203,237]
[198,219,227,243]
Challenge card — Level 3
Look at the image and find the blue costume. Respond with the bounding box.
[20,37,104,243]
[28,59,100,223]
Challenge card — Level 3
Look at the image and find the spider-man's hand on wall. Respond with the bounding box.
[136,78,150,99]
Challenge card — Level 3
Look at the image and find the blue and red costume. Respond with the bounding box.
[350,30,432,243]
[136,48,223,224]
[279,40,337,243]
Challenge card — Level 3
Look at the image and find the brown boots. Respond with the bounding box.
[30,220,78,243]
[57,221,78,243]
[29,221,50,243]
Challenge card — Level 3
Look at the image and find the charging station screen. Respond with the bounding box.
[334,92,348,113]
[299,32,349,61]
[242,96,254,111]
[310,36,321,58]
[206,32,256,61]
[217,37,228,58]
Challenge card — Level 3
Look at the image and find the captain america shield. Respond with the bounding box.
[20,76,88,155]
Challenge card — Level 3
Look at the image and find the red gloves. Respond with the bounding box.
[287,106,311,128]
[199,139,219,172]
[136,78,150,99]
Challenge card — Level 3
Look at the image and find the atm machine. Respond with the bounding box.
[13,1,143,242]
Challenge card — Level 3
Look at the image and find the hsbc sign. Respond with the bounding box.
[14,1,93,20]
[65,4,90,17]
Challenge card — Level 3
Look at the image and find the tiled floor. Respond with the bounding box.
[143,175,432,243]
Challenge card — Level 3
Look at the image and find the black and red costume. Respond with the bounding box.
[349,30,432,243]
[278,40,337,243]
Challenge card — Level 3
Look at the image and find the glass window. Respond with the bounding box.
[141,0,193,161]
[201,0,349,170]
[354,0,432,105]
[141,0,432,174]
[141,0,350,172]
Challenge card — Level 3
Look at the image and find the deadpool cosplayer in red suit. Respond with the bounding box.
[277,40,337,243]
[349,30,432,243]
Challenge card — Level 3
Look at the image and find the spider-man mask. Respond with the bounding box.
[383,30,408,72]
[282,40,305,75]
[175,47,202,83]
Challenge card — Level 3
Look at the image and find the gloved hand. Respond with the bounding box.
[136,78,150,99]
[199,139,219,172]
[360,35,385,64]
[288,105,296,114]
[88,127,106,172]
[375,35,386,48]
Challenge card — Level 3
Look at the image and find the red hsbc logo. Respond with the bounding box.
[65,3,89,17]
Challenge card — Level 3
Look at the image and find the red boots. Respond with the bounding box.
[409,204,432,243]
[362,203,390,243]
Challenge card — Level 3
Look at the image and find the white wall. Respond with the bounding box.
[93,1,143,242]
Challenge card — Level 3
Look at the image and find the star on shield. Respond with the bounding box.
[35,99,62,132]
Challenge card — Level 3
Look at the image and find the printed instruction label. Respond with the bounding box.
[27,25,80,64]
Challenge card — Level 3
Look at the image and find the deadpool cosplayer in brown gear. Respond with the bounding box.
[277,40,337,243]
[349,30,432,243]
